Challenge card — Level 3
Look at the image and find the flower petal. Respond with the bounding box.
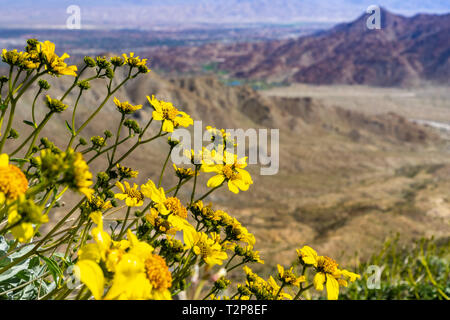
[326,274,340,300]
[313,272,326,291]
[207,175,225,188]
[75,260,105,300]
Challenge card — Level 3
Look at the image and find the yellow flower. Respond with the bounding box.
[77,214,172,300]
[37,149,94,199]
[235,245,264,264]
[81,195,112,214]
[78,212,128,270]
[145,208,177,235]
[7,196,48,243]
[8,215,33,243]
[297,246,360,300]
[277,264,306,287]
[114,181,144,207]
[204,151,253,194]
[190,201,222,222]
[222,215,255,246]
[205,126,235,150]
[140,179,169,215]
[64,150,94,199]
[243,266,290,300]
[266,276,292,300]
[1,49,39,69]
[37,41,77,76]
[0,154,28,201]
[185,231,228,267]
[104,230,172,300]
[113,97,142,114]
[44,95,68,113]
[147,95,193,132]
[141,179,195,242]
[173,164,196,180]
[122,52,148,69]
[117,164,139,179]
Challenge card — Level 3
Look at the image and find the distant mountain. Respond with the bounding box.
[147,9,450,86]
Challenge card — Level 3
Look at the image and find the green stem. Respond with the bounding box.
[0,71,45,152]
[226,261,245,272]
[190,165,200,205]
[31,88,43,125]
[158,146,173,188]
[173,178,183,197]
[60,65,88,102]
[293,284,314,300]
[71,89,84,134]
[118,207,131,239]
[66,75,130,150]
[10,111,54,157]
[195,181,224,203]
[86,136,131,164]
[0,100,16,152]
[109,113,125,166]
[274,283,285,300]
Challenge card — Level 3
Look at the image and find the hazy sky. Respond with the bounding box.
[0,0,448,28]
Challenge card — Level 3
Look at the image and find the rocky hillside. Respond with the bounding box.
[7,69,450,269]
[148,9,450,86]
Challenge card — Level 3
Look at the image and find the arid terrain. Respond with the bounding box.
[5,65,449,274]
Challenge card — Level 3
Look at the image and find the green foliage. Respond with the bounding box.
[340,236,450,300]
[0,236,55,299]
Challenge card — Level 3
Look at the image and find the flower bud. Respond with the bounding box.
[77,80,90,90]
[105,67,114,79]
[110,56,125,67]
[44,95,68,113]
[96,56,111,69]
[79,137,87,146]
[38,79,51,90]
[84,56,96,68]
[8,128,19,139]
[104,130,113,138]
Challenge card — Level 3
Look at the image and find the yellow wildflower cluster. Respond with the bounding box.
[0,39,359,302]
[76,212,172,300]
[38,148,94,199]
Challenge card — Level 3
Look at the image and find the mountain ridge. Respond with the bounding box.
[146,9,450,86]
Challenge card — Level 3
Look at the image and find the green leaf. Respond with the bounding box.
[39,255,63,286]
[65,120,74,134]
[23,120,37,128]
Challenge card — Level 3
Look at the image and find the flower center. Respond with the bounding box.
[162,106,179,120]
[317,256,338,274]
[127,188,144,202]
[164,197,187,219]
[0,164,28,200]
[145,254,172,290]
[222,165,239,180]
[197,241,212,258]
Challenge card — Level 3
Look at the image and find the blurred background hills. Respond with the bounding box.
[0,1,449,269]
